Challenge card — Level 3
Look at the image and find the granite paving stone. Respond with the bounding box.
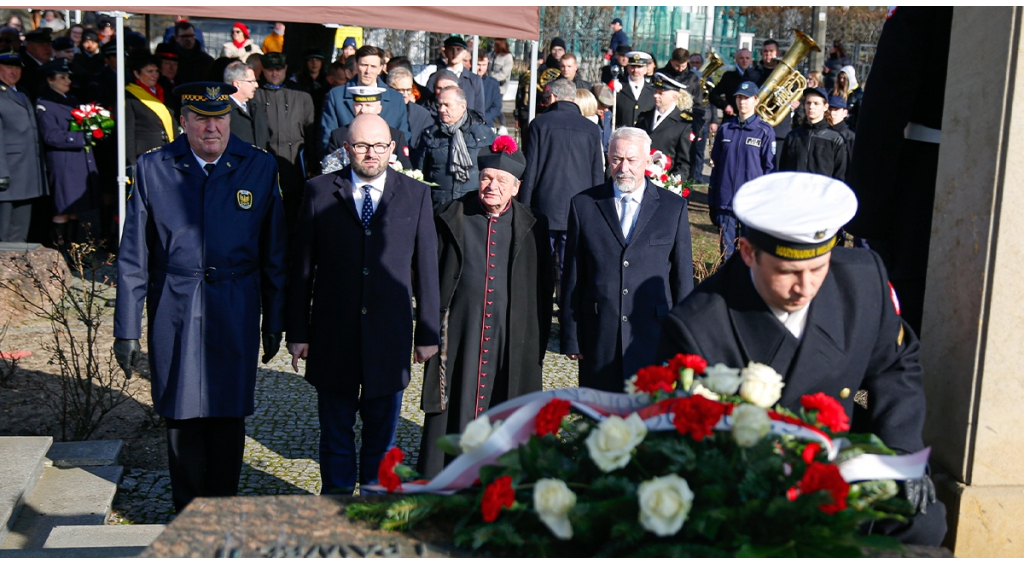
[110,320,577,525]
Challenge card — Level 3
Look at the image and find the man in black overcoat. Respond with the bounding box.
[519,78,604,306]
[286,114,440,495]
[657,172,946,546]
[708,48,760,118]
[561,127,693,393]
[418,137,552,477]
[614,51,655,128]
[224,60,268,150]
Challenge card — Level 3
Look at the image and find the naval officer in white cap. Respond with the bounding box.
[657,172,946,546]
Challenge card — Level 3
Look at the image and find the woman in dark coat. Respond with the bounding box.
[125,54,175,165]
[35,58,99,245]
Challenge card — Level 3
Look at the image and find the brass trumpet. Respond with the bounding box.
[699,50,723,103]
[755,30,821,127]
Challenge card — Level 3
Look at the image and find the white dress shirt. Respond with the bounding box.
[652,107,671,129]
[230,95,247,114]
[629,77,644,100]
[768,303,810,339]
[351,168,387,216]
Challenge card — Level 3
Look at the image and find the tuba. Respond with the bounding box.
[699,50,724,102]
[755,30,821,127]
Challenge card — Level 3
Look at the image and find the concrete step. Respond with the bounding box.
[43,524,165,549]
[46,440,122,468]
[0,437,53,547]
[0,465,122,550]
[0,546,144,558]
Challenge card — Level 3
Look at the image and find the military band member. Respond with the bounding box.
[657,172,946,546]
[114,82,287,512]
[614,51,655,128]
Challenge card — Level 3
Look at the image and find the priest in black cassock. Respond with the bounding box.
[417,136,553,477]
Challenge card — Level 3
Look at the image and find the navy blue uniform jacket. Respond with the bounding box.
[657,249,926,455]
[708,115,775,211]
[114,135,287,419]
[562,179,694,392]
[286,167,440,399]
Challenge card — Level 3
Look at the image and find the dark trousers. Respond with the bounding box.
[0,200,33,242]
[316,389,403,495]
[165,416,246,513]
[710,208,739,260]
[549,230,567,307]
[689,118,708,183]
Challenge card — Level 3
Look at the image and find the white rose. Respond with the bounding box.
[624,374,640,395]
[458,415,500,452]
[701,363,743,396]
[730,403,772,448]
[690,381,720,401]
[533,478,576,540]
[585,413,648,473]
[738,362,785,408]
[637,474,694,537]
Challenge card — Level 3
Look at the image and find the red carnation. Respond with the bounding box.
[801,442,821,464]
[669,395,727,441]
[681,187,690,198]
[800,392,850,432]
[491,135,518,154]
[645,169,654,177]
[796,462,849,514]
[667,353,708,376]
[377,447,404,493]
[92,128,105,139]
[660,173,668,183]
[633,365,678,394]
[535,398,572,436]
[786,487,799,501]
[481,475,515,522]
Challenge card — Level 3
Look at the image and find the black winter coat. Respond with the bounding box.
[125,89,173,165]
[614,76,656,128]
[636,107,695,179]
[422,194,553,413]
[228,99,269,151]
[415,114,495,208]
[830,120,855,182]
[658,249,925,456]
[519,101,605,231]
[709,67,761,115]
[778,119,847,180]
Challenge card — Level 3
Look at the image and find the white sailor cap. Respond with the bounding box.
[733,172,858,260]
[349,86,386,103]
[625,51,652,66]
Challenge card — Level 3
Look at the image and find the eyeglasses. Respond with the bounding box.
[394,88,413,94]
[240,79,258,84]
[350,142,393,154]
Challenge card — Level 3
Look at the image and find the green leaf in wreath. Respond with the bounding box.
[436,433,463,456]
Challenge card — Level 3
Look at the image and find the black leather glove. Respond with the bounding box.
[902,475,937,515]
[113,338,140,380]
[0,177,9,192]
[261,332,282,364]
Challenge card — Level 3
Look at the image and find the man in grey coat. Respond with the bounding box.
[0,50,47,242]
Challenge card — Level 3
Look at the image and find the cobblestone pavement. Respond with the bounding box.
[111,321,577,525]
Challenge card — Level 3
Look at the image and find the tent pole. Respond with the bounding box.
[471,35,479,75]
[115,12,127,241]
[528,39,538,122]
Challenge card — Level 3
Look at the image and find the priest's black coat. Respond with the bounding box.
[657,248,926,456]
[421,194,553,415]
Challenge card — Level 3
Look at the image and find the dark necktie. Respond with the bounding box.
[204,163,215,176]
[361,185,373,228]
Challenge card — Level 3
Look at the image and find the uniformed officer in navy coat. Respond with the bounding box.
[657,173,946,546]
[0,50,48,242]
[286,114,440,495]
[114,82,287,513]
[561,126,693,393]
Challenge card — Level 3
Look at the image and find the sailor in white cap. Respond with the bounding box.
[615,51,655,127]
[325,86,410,168]
[657,172,946,546]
